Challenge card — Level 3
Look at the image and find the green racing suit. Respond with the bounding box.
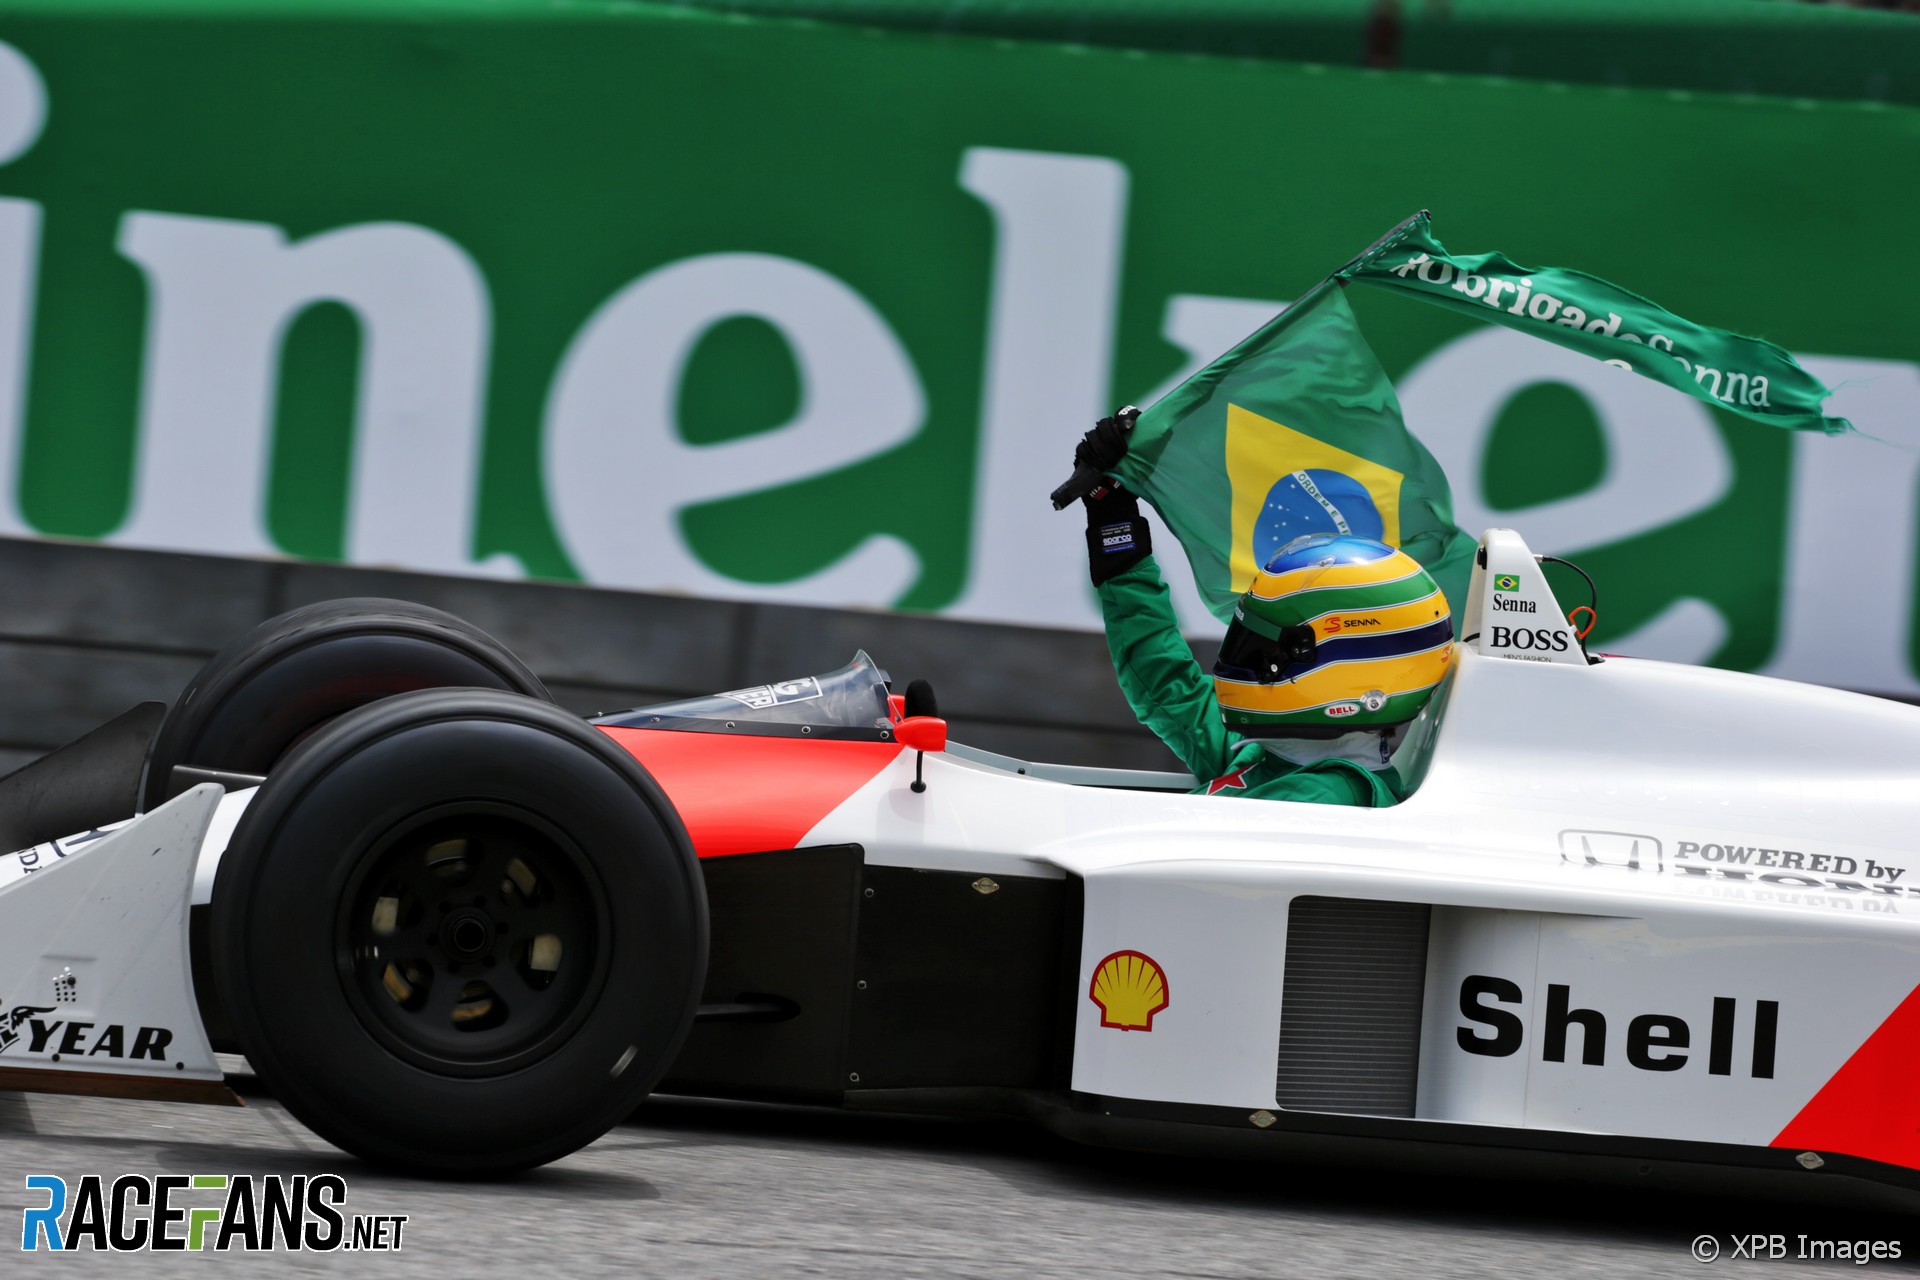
[1097,555,1405,807]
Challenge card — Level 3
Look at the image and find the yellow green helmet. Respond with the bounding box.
[1212,534,1453,735]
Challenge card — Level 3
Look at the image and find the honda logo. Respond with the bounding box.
[1558,829,1662,872]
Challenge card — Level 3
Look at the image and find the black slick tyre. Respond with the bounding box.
[143,598,548,812]
[211,688,707,1176]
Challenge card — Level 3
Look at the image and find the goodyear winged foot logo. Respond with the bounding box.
[0,1003,55,1054]
[1089,950,1169,1031]
[0,997,174,1061]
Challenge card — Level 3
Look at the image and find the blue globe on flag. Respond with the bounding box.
[1252,469,1386,570]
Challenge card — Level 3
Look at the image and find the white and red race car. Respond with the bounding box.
[0,528,1916,1198]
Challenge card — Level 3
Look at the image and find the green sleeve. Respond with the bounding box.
[1096,555,1242,781]
[1248,760,1402,807]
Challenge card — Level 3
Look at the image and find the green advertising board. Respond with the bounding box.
[0,2,1917,692]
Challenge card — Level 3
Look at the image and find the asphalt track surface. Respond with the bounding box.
[1,1071,1913,1278]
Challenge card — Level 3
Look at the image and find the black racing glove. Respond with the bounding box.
[1075,407,1138,474]
[1084,485,1152,587]
[1049,406,1140,509]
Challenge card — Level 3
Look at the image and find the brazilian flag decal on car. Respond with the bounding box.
[1493,574,1520,592]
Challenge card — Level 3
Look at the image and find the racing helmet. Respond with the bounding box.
[1212,534,1453,735]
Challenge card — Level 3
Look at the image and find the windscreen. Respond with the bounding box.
[598,651,893,733]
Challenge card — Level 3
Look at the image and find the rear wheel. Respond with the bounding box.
[143,598,547,812]
[211,689,706,1175]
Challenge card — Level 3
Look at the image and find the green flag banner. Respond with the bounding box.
[1342,212,1849,436]
[1112,280,1479,621]
[1115,213,1850,626]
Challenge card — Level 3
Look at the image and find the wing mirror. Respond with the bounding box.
[896,715,946,793]
[896,716,947,753]
[894,679,944,793]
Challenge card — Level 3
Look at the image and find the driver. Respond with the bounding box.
[1070,413,1453,806]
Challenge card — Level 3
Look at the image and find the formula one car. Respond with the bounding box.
[2,529,1918,1199]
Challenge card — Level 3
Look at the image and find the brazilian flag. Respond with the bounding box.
[1110,212,1847,626]
[1111,272,1478,619]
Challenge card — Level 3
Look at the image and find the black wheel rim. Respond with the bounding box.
[335,802,611,1077]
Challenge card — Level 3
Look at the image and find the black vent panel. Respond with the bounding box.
[1274,896,1431,1118]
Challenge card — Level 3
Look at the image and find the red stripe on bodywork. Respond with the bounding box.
[1772,980,1920,1169]
[599,727,902,858]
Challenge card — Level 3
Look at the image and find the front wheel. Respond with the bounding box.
[211,689,706,1175]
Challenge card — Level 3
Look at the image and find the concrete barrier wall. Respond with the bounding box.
[0,538,1190,778]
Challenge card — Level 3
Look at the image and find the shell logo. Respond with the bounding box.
[1088,950,1170,1031]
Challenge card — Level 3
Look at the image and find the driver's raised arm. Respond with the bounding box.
[1082,483,1253,785]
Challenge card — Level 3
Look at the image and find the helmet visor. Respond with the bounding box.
[1212,615,1317,684]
